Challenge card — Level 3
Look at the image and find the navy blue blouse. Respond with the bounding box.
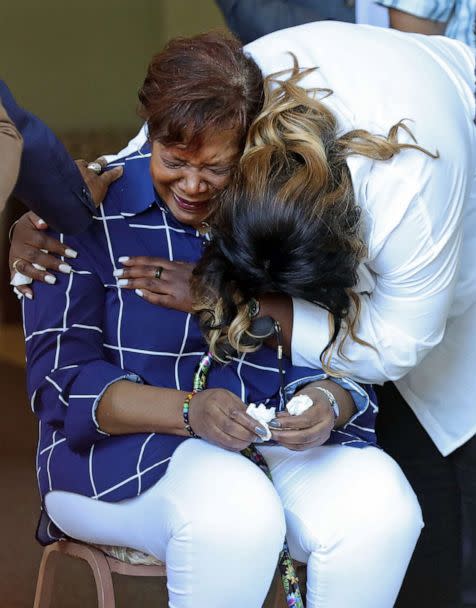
[22,145,377,545]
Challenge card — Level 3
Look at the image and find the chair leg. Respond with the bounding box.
[34,541,116,608]
[58,542,116,608]
[33,544,60,608]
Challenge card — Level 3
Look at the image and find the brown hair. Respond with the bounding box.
[138,31,264,148]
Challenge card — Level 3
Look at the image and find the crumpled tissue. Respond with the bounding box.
[247,393,314,441]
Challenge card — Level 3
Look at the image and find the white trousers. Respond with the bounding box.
[45,440,423,608]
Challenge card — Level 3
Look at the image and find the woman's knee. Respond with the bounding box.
[358,448,424,536]
[281,446,423,558]
[158,440,286,550]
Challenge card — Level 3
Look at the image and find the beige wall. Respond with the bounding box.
[0,0,226,131]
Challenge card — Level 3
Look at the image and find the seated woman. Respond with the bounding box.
[20,32,421,608]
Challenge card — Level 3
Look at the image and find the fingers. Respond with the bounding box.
[13,219,77,258]
[274,409,326,431]
[190,390,265,450]
[26,212,49,230]
[113,264,164,281]
[270,400,335,450]
[223,405,268,440]
[133,288,175,308]
[101,166,123,186]
[272,421,333,451]
[117,275,168,293]
[206,425,255,452]
[10,258,58,285]
[93,156,108,170]
[118,256,174,269]
[13,285,33,300]
[76,158,123,207]
[10,245,76,285]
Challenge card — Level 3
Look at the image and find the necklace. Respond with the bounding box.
[192,351,305,607]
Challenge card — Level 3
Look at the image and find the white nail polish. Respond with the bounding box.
[117,278,129,287]
[59,263,72,274]
[113,269,124,277]
[45,275,57,285]
[33,263,46,271]
[37,219,47,227]
[65,248,78,259]
[135,289,144,297]
[118,256,130,263]
[25,292,33,300]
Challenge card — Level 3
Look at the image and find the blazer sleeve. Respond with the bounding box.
[0,97,23,212]
[0,80,96,234]
[215,0,347,44]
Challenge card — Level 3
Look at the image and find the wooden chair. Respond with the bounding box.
[33,540,296,607]
[33,541,166,608]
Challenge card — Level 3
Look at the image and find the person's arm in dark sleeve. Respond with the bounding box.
[0,80,95,234]
[215,0,354,44]
[0,97,23,212]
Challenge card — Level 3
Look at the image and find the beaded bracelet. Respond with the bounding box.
[183,392,201,438]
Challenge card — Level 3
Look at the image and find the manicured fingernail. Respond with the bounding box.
[269,419,281,429]
[255,425,268,437]
[65,248,78,259]
[113,269,124,277]
[135,289,144,297]
[33,263,46,271]
[118,256,130,263]
[25,292,33,300]
[59,263,72,274]
[254,436,264,443]
[45,275,56,285]
[117,278,129,286]
[37,219,47,227]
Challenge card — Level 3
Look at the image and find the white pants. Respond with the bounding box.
[45,440,423,608]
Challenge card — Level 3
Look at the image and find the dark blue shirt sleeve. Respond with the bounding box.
[24,233,142,453]
[0,80,95,234]
[285,372,378,447]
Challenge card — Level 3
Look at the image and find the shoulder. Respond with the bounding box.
[101,145,154,215]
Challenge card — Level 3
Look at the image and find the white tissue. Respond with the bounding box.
[246,394,314,442]
[10,271,33,286]
[246,403,276,441]
[286,394,314,416]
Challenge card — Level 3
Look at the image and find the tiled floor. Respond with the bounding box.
[0,324,282,607]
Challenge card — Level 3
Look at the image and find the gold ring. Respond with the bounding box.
[12,258,22,272]
[155,266,163,280]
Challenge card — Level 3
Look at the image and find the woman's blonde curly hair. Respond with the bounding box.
[192,57,437,373]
